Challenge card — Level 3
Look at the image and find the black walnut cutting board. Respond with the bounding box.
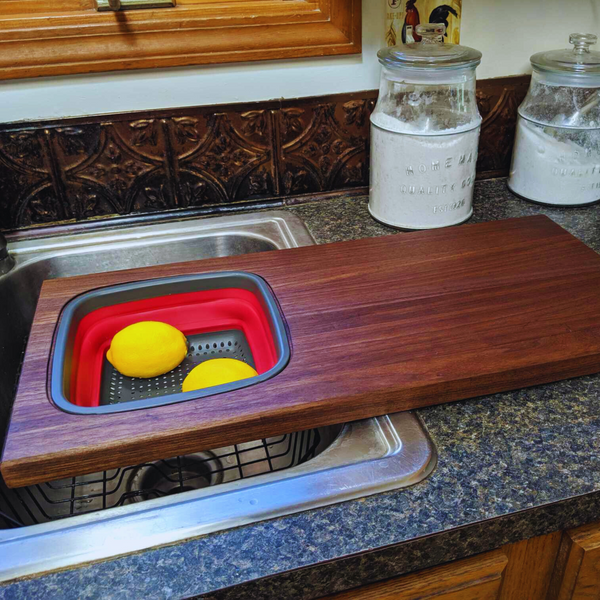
[3,215,600,488]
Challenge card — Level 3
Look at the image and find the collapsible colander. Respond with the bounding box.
[50,272,290,415]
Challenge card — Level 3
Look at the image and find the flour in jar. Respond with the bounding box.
[369,113,481,229]
[508,117,600,206]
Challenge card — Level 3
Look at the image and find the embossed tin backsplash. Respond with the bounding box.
[0,76,529,231]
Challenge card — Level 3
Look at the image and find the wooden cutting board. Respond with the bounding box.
[4,215,600,488]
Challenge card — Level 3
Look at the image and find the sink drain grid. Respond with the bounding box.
[0,428,321,528]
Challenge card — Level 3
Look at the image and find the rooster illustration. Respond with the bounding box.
[428,5,459,38]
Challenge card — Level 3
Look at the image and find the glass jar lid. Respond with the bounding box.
[531,33,600,75]
[378,23,482,70]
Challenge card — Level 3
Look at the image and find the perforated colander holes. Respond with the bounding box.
[109,372,117,401]
[231,339,248,363]
[99,330,255,405]
[189,339,237,358]
[111,373,125,401]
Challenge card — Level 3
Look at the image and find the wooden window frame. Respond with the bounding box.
[0,0,361,80]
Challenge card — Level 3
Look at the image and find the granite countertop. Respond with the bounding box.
[4,178,600,600]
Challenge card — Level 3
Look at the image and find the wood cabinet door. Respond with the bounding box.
[321,550,508,599]
[548,522,600,600]
[498,531,563,600]
[319,529,569,600]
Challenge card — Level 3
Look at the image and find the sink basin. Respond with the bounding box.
[0,211,436,582]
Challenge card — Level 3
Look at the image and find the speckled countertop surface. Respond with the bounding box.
[3,178,600,600]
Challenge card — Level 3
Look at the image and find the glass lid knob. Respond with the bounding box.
[570,33,598,57]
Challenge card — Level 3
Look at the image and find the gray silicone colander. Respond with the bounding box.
[50,272,290,415]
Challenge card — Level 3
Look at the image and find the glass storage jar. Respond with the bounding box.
[508,34,600,206]
[369,23,482,230]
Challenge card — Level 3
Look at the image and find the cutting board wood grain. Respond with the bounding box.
[4,215,600,488]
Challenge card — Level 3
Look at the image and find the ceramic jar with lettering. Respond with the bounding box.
[508,34,600,206]
[369,23,482,229]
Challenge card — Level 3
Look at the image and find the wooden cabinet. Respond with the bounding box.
[321,551,509,600]
[321,523,600,600]
[0,0,361,80]
[499,531,563,600]
[548,522,600,599]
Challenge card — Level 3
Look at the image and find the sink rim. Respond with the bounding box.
[0,412,435,583]
[6,210,315,258]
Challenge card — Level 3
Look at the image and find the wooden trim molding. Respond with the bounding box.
[0,0,362,80]
[547,521,600,599]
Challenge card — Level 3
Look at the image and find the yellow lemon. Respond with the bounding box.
[182,358,258,392]
[106,321,187,378]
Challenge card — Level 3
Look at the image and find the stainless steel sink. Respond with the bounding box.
[0,211,436,583]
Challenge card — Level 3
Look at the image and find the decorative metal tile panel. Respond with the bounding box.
[0,77,530,231]
[276,98,372,197]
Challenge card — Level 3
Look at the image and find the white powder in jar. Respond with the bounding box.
[369,113,481,229]
[508,117,600,206]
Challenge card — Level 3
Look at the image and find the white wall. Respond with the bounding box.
[463,0,600,79]
[0,0,598,124]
